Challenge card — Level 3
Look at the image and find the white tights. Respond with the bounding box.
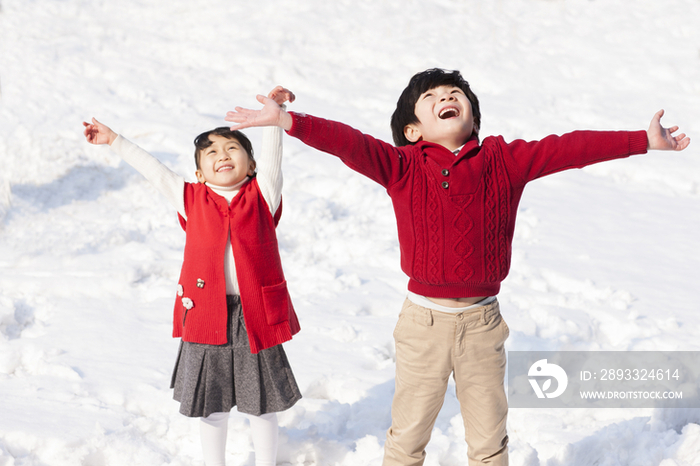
[200,411,278,466]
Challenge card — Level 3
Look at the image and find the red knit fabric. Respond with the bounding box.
[173,179,300,353]
[287,112,649,298]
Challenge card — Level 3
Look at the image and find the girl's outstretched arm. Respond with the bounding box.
[257,86,295,215]
[82,118,186,217]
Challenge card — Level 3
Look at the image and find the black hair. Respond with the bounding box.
[390,68,481,147]
[193,127,254,170]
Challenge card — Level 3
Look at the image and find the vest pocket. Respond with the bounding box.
[261,281,291,326]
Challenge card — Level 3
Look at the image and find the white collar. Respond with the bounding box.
[206,176,250,192]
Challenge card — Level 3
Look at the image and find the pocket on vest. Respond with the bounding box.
[261,281,291,326]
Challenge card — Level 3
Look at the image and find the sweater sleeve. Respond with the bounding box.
[255,126,283,214]
[286,112,408,188]
[503,130,649,186]
[110,135,187,218]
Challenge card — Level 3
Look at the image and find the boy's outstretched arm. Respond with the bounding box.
[225,89,293,131]
[227,86,409,188]
[83,118,118,146]
[647,109,690,151]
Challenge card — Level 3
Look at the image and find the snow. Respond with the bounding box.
[1,0,699,464]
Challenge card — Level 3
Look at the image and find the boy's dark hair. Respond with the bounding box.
[193,127,254,170]
[390,68,481,147]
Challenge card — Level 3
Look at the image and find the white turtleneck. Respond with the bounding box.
[110,126,284,295]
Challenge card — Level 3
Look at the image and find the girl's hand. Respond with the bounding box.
[647,109,690,151]
[83,118,118,145]
[268,85,295,106]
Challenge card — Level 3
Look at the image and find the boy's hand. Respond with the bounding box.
[647,109,690,151]
[83,118,117,145]
[225,87,294,131]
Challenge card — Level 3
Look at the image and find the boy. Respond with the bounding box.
[225,69,689,466]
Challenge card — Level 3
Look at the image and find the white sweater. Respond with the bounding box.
[110,127,284,295]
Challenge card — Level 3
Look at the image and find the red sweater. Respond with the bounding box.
[287,112,649,298]
[173,179,300,353]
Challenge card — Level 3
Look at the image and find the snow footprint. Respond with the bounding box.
[0,296,36,341]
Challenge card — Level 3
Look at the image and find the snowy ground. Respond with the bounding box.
[1,0,699,465]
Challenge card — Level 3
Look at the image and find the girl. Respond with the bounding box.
[83,87,301,466]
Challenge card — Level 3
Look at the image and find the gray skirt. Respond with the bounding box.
[170,295,301,418]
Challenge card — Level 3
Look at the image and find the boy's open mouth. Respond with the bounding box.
[217,165,234,172]
[438,106,460,119]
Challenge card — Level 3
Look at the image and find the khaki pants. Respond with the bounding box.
[383,299,509,466]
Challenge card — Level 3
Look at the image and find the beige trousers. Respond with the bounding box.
[383,299,509,466]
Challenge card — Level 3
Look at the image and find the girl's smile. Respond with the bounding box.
[195,135,256,186]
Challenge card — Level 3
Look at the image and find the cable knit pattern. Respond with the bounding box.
[411,168,427,281]
[426,180,442,283]
[496,152,511,280]
[450,193,475,282]
[287,112,649,298]
[482,152,499,283]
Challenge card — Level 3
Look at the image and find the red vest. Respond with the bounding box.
[173,179,300,353]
